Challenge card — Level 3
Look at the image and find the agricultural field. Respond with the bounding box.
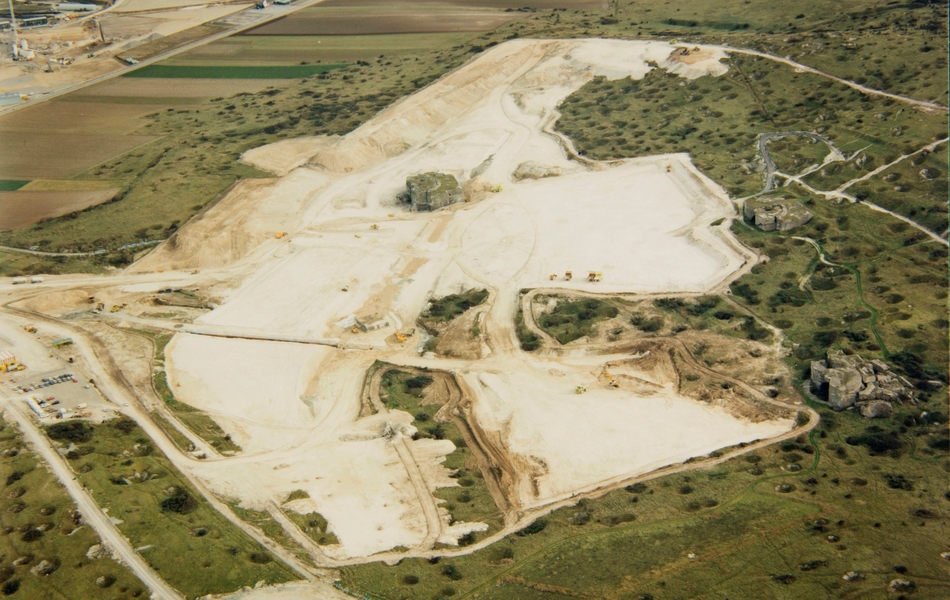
[70,77,294,99]
[0,418,147,599]
[123,64,345,79]
[0,190,120,230]
[243,6,525,37]
[170,32,477,64]
[0,132,159,181]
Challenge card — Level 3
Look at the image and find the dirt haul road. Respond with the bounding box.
[0,394,183,600]
[3,38,810,577]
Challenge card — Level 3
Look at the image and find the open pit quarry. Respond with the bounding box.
[3,39,811,565]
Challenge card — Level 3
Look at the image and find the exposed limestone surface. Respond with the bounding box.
[810,351,912,412]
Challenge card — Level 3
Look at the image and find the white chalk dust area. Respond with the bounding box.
[161,39,791,560]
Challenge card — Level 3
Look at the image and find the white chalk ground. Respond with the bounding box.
[165,39,790,559]
[471,370,790,508]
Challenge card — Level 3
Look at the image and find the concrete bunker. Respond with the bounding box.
[405,172,463,212]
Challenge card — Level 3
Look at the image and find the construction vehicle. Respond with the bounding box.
[88,296,95,304]
[666,164,672,173]
[565,271,572,281]
[394,328,415,343]
[341,285,349,292]
[276,232,285,239]
[109,303,127,313]
[549,274,557,281]
[600,364,620,389]
[351,326,360,334]
[587,271,603,282]
[370,224,379,230]
[575,385,587,394]
[23,325,37,334]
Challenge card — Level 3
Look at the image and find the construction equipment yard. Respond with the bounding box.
[0,38,816,587]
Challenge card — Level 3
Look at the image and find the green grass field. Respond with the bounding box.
[48,418,295,598]
[123,64,346,79]
[0,180,29,191]
[0,418,147,599]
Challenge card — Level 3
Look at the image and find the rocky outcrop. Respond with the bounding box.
[406,172,463,212]
[810,351,912,412]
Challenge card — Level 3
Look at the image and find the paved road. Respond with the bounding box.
[757,131,840,194]
[0,393,183,600]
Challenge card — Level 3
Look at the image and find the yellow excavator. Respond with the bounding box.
[600,363,620,388]
[395,328,416,343]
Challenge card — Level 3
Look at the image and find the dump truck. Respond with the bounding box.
[564,271,573,281]
[587,271,603,282]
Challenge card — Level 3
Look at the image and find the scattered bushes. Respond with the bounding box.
[538,298,619,344]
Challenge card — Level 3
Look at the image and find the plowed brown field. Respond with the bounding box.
[0,189,119,229]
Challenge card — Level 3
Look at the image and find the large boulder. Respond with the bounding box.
[860,401,893,419]
[826,368,863,410]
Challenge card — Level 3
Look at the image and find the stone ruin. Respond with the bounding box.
[405,172,463,212]
[810,350,913,416]
[744,197,812,232]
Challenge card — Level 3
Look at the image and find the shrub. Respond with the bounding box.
[405,376,433,390]
[517,519,547,536]
[112,418,138,434]
[47,421,93,443]
[846,427,904,454]
[249,552,272,564]
[160,493,198,515]
[441,565,463,581]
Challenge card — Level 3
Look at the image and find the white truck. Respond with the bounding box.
[12,277,28,284]
[30,276,44,284]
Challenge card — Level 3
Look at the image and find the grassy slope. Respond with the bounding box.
[50,419,294,597]
[123,64,346,79]
[0,418,147,599]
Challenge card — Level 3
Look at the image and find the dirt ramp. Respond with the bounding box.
[308,40,556,174]
[240,135,339,177]
[131,169,331,272]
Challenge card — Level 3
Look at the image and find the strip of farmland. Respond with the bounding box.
[123,64,346,79]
